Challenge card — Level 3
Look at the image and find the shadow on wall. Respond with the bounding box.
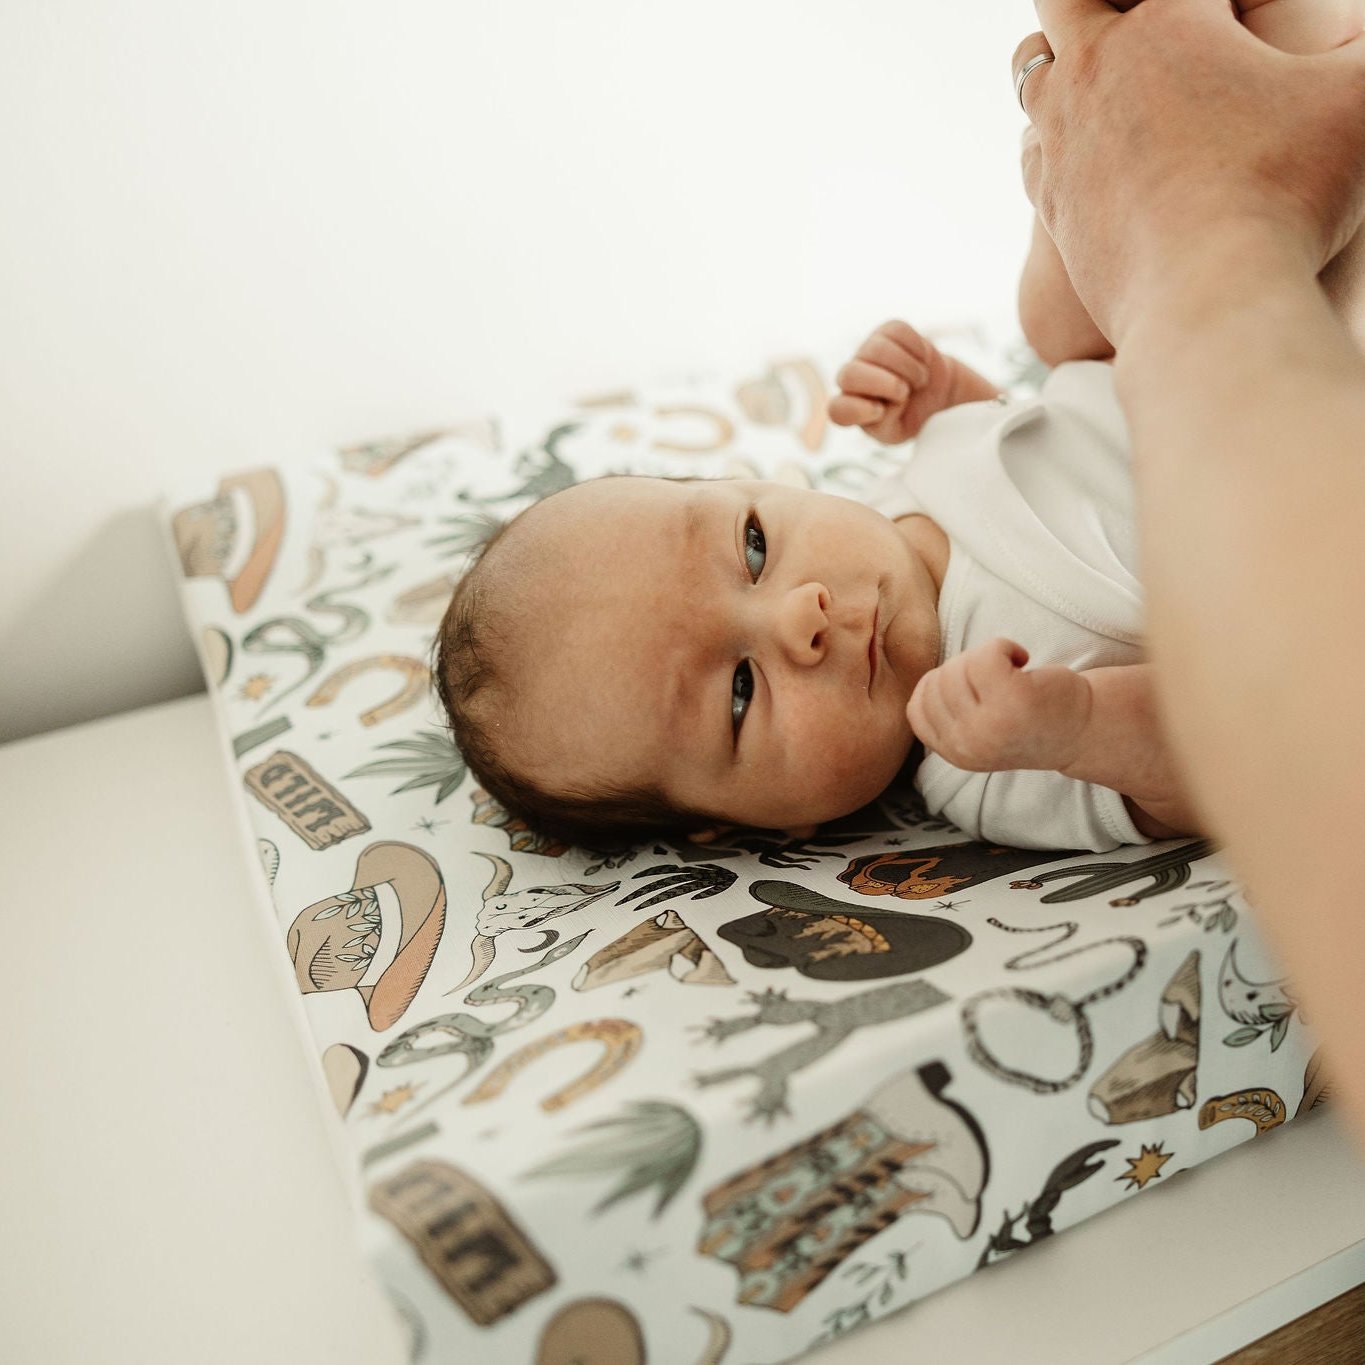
[0,504,204,745]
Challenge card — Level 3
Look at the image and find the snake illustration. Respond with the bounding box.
[377,931,592,1074]
[462,1018,643,1112]
[242,558,394,713]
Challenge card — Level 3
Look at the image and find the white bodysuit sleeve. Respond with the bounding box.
[915,754,1152,853]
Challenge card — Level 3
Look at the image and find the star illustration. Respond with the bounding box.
[935,899,968,912]
[619,1248,664,1275]
[239,673,275,701]
[1118,1142,1173,1191]
[413,816,448,835]
[621,986,643,998]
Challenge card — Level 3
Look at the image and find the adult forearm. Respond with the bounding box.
[1117,229,1365,1139]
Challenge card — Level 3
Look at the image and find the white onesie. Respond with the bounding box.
[858,359,1152,851]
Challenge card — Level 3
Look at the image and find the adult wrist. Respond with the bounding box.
[1112,217,1320,354]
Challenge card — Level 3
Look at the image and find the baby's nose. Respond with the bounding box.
[776,582,831,664]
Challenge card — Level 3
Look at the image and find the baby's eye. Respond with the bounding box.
[732,661,754,735]
[744,514,766,580]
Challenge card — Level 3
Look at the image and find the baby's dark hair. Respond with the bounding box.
[430,478,719,851]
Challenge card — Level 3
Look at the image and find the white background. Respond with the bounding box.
[0,0,1035,742]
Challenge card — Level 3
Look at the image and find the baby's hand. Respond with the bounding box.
[907,638,1092,773]
[828,320,956,444]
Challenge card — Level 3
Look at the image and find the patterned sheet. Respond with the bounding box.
[160,330,1327,1365]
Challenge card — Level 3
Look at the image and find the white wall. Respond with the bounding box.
[0,0,1035,743]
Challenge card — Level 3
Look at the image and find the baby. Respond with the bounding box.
[434,0,1364,854]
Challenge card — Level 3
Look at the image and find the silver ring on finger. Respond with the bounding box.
[1015,52,1055,117]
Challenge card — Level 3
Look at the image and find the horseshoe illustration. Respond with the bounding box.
[651,405,736,453]
[376,929,595,1136]
[306,654,431,726]
[462,1018,642,1112]
[1197,1087,1287,1136]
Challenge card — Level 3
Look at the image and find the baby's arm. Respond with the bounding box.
[907,638,1204,840]
[1018,210,1116,367]
[1237,0,1362,53]
[829,320,1002,446]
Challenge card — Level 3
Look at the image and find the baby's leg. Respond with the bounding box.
[1017,0,1365,361]
[1239,0,1365,348]
[1238,0,1361,52]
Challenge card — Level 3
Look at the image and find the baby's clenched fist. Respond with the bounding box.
[907,637,1092,773]
[828,319,956,444]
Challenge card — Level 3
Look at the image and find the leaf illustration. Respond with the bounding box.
[523,1099,702,1217]
[346,727,468,805]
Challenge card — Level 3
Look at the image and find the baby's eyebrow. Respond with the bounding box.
[679,493,707,561]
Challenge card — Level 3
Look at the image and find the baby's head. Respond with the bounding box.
[433,473,946,849]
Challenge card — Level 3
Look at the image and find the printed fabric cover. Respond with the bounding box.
[160,329,1329,1365]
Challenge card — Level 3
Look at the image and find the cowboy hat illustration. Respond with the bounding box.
[719,880,971,981]
[172,467,285,613]
[287,841,446,1031]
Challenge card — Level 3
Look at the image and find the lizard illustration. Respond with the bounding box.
[692,981,949,1123]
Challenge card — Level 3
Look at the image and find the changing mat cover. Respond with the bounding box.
[160,332,1328,1365]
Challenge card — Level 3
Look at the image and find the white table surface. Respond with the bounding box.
[5,693,1365,1365]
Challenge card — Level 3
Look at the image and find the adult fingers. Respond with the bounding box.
[1012,31,1055,121]
[1020,125,1042,207]
[1018,1,1120,119]
[1031,0,1115,48]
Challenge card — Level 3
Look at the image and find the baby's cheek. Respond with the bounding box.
[833,723,909,799]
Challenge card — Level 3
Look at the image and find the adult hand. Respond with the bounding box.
[1015,0,1365,344]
